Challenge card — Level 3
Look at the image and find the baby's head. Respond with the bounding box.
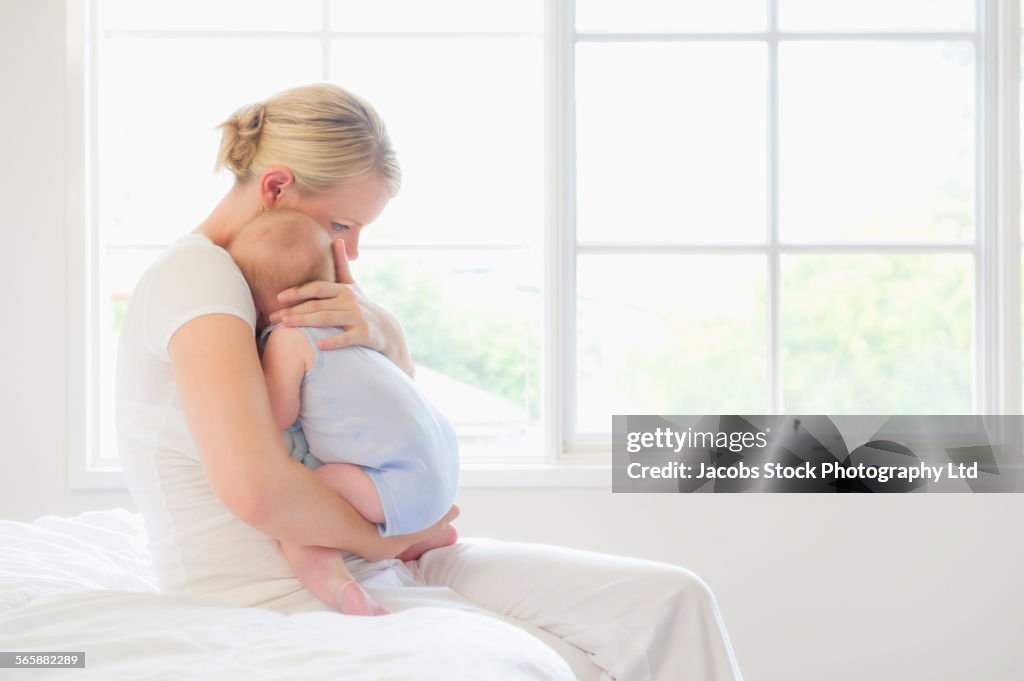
[229,208,335,330]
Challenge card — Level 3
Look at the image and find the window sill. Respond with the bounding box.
[70,461,613,491]
[459,462,610,487]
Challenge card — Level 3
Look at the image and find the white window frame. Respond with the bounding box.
[67,0,1021,490]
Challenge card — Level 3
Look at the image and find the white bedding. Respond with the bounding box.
[0,510,575,680]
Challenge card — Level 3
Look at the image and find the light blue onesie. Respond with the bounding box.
[259,324,460,537]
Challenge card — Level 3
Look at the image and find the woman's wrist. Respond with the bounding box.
[379,313,414,378]
[391,346,415,380]
[396,346,415,379]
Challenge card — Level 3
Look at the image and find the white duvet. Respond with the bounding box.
[0,510,575,680]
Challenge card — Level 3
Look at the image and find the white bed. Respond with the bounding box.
[0,509,576,680]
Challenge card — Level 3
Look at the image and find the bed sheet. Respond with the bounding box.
[0,509,576,680]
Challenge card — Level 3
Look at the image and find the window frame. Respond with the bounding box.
[68,0,1022,490]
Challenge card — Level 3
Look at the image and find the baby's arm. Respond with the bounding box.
[262,327,386,523]
[261,326,315,430]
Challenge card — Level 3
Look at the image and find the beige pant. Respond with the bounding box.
[343,537,743,681]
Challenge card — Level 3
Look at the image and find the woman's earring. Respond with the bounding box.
[259,204,267,214]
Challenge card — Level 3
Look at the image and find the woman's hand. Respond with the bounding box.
[269,239,414,376]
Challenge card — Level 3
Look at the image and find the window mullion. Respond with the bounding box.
[321,0,330,79]
[1003,0,1023,415]
[71,0,122,487]
[545,0,574,460]
[768,0,781,414]
[986,0,1022,415]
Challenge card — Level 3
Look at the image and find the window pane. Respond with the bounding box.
[576,255,767,434]
[98,38,321,246]
[576,43,767,244]
[356,250,541,457]
[779,0,974,31]
[779,42,974,242]
[576,0,766,33]
[100,250,162,462]
[98,0,322,32]
[331,0,542,32]
[104,250,162,336]
[330,39,544,247]
[782,254,973,414]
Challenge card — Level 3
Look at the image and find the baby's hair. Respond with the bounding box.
[229,209,336,318]
[215,83,401,197]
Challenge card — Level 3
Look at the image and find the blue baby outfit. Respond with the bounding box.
[259,324,460,537]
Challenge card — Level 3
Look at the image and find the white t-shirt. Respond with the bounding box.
[115,233,332,611]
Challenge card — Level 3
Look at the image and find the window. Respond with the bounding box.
[70,1,1021,488]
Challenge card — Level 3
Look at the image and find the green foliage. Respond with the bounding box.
[111,297,129,333]
[579,285,767,416]
[578,253,972,417]
[781,254,972,413]
[358,259,541,420]
[108,249,976,418]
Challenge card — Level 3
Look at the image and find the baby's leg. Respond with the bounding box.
[277,463,393,616]
[395,523,459,562]
[312,463,385,524]
[316,463,458,562]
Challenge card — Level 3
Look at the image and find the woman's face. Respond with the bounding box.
[282,173,391,262]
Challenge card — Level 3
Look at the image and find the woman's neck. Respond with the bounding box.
[195,182,260,249]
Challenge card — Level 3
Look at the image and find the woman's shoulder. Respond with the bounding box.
[130,232,257,359]
[144,232,248,292]
[151,232,239,275]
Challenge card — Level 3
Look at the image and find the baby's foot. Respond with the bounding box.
[331,578,392,616]
[396,524,459,562]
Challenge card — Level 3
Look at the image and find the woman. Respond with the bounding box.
[114,83,743,681]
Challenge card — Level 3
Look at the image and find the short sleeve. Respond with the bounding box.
[141,235,257,360]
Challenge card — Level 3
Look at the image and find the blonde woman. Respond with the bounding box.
[114,83,743,681]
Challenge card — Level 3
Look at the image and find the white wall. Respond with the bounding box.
[0,0,131,518]
[1,2,1021,680]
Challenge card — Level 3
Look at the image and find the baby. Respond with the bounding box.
[228,208,460,616]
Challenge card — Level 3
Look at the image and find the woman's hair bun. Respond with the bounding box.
[212,83,401,195]
[215,101,266,178]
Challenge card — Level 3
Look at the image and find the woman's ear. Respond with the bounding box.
[258,167,297,208]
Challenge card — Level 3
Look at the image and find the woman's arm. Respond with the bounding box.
[168,313,456,561]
